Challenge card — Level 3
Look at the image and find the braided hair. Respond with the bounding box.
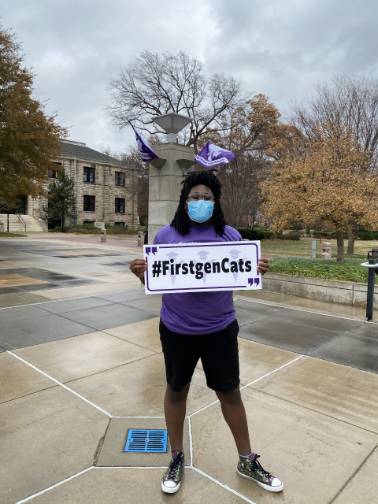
[170,171,226,236]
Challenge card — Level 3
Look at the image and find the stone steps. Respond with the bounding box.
[0,214,45,233]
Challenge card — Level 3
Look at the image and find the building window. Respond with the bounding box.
[48,161,61,178]
[83,166,95,184]
[115,171,125,186]
[115,197,125,214]
[83,195,95,212]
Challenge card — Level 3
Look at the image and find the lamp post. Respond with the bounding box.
[147,112,194,243]
[360,248,378,321]
[153,113,191,144]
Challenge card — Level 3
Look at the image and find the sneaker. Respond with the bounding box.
[237,453,284,492]
[161,451,185,494]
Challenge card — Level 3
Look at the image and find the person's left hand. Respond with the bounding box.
[257,257,269,275]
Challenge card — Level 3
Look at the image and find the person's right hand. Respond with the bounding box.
[129,258,147,283]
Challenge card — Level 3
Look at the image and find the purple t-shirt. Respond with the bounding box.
[153,224,241,335]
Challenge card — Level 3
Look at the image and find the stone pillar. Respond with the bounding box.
[148,143,194,243]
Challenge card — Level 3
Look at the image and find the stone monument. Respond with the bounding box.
[147,113,194,243]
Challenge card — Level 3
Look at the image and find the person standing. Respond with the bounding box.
[130,171,283,495]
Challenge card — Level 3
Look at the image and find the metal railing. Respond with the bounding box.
[361,248,378,321]
[15,214,27,233]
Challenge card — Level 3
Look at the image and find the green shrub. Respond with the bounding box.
[270,257,377,284]
[307,229,378,240]
[240,229,302,241]
[276,230,302,240]
[107,226,127,234]
[309,230,338,239]
[60,223,144,235]
[357,229,378,240]
[105,224,144,235]
[238,227,273,240]
[64,224,101,234]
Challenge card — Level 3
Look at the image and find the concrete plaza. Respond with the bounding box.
[0,234,377,504]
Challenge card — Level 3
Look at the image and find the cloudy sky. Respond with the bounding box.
[2,0,377,154]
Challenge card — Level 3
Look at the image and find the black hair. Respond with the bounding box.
[170,170,226,235]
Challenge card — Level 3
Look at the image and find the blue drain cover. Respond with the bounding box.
[124,429,168,453]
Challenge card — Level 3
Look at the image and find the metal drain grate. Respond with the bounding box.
[124,429,168,453]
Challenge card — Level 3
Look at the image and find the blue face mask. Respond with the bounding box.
[187,200,215,223]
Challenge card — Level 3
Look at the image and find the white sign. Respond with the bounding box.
[144,241,261,295]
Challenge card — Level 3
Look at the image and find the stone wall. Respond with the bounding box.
[26,194,48,230]
[29,157,138,228]
[262,272,378,307]
[148,143,194,243]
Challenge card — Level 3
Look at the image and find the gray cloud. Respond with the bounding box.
[205,0,378,114]
[1,0,377,152]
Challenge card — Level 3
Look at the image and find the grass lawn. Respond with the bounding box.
[261,238,378,283]
[261,237,377,258]
[0,231,26,237]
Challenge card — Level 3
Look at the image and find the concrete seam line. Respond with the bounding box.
[188,416,193,467]
[0,383,58,406]
[0,300,79,312]
[0,287,142,311]
[191,466,258,504]
[188,397,220,418]
[328,444,378,504]
[112,415,165,419]
[15,466,94,503]
[45,310,99,332]
[237,296,375,323]
[7,351,113,418]
[189,355,305,418]
[252,388,378,435]
[93,466,170,469]
[0,294,110,311]
[240,355,305,391]
[61,352,159,387]
[101,329,160,354]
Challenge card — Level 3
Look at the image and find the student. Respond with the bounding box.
[130,171,283,495]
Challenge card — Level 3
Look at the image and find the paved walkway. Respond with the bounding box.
[0,235,377,503]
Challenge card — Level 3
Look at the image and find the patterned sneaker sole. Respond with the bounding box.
[161,481,182,494]
[236,468,284,493]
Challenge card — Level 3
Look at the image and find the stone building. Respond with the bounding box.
[0,139,138,232]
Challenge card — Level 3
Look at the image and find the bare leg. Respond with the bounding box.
[216,387,251,455]
[164,383,190,452]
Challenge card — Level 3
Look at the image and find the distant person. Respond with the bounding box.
[130,171,283,495]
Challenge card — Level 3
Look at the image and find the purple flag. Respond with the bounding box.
[195,142,236,169]
[129,122,158,163]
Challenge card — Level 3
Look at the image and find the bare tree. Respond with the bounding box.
[120,150,148,226]
[294,76,378,171]
[218,155,271,228]
[109,51,240,151]
[293,75,378,254]
[204,95,284,228]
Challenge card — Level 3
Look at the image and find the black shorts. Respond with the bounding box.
[159,319,240,393]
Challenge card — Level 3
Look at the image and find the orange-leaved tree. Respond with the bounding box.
[201,94,284,228]
[0,28,64,206]
[293,76,378,254]
[262,128,378,262]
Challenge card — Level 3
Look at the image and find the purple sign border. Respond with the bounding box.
[145,241,259,293]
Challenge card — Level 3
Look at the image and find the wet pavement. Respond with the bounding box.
[0,235,377,504]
